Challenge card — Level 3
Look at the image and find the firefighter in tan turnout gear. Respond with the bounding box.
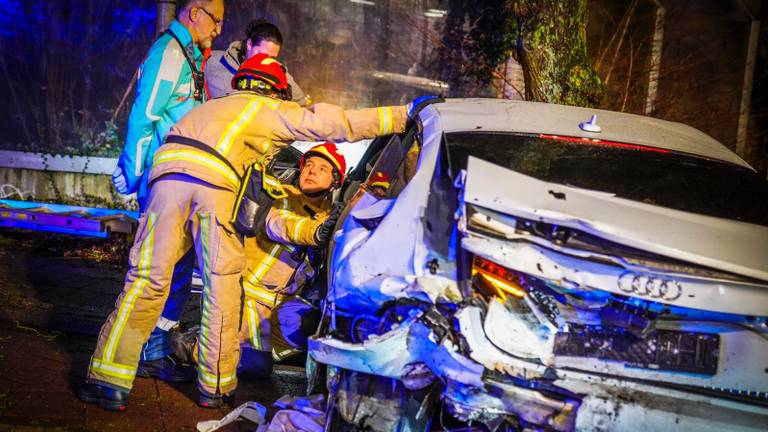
[173,143,347,381]
[239,142,345,377]
[78,53,408,411]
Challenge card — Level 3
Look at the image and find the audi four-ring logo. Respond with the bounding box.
[617,273,682,301]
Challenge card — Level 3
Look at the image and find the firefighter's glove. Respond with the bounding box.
[112,166,129,195]
[314,203,345,246]
[406,95,442,119]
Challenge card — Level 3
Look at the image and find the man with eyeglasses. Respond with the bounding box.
[103,0,225,386]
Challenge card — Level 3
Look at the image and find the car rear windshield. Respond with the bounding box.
[446,132,768,227]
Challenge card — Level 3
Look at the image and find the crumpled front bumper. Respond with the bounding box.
[308,310,579,431]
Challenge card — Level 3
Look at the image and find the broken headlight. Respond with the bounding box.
[471,256,526,299]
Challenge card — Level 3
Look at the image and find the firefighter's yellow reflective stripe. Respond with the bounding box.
[198,214,212,364]
[104,212,156,362]
[244,284,281,307]
[216,99,264,156]
[155,149,240,188]
[378,107,393,135]
[91,358,137,380]
[198,367,237,386]
[292,218,308,242]
[246,199,288,289]
[248,242,283,286]
[245,299,262,349]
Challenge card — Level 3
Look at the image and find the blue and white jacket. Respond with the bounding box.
[117,20,205,210]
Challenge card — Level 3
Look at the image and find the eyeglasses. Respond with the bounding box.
[197,7,223,27]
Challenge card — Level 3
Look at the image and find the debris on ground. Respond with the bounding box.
[196,394,327,432]
[196,401,268,432]
[268,394,326,432]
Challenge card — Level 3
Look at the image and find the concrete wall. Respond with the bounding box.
[0,151,135,208]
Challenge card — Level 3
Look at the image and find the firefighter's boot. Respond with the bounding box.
[198,390,236,409]
[77,382,129,412]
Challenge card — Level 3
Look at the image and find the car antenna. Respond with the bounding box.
[579,114,602,133]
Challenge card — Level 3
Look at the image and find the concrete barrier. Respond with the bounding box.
[0,151,135,208]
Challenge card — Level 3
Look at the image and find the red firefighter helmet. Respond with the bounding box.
[231,53,290,97]
[300,142,347,188]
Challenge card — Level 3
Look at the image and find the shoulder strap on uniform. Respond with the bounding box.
[165,29,205,101]
[165,135,241,180]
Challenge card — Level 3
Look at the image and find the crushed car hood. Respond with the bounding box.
[463,156,768,282]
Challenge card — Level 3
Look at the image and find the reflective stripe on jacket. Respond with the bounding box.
[118,20,204,208]
[242,185,330,307]
[149,92,407,193]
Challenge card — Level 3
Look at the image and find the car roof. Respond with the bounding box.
[428,98,752,170]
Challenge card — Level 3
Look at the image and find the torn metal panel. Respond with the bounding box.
[406,276,462,304]
[309,316,484,387]
[455,305,548,377]
[327,114,447,311]
[482,298,555,362]
[443,378,579,431]
[332,371,433,432]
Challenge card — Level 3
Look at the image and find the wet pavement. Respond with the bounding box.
[0,231,306,431]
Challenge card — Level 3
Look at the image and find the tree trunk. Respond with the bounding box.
[156,0,176,34]
[512,0,603,107]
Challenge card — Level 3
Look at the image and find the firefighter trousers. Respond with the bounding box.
[88,174,245,396]
[240,295,320,364]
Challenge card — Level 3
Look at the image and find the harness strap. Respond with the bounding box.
[165,29,206,101]
[164,135,241,181]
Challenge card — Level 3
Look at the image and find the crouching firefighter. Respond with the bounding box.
[171,143,346,383]
[78,53,409,411]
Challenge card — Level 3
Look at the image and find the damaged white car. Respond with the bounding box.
[307,98,768,431]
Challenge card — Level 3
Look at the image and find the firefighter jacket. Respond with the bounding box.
[117,20,205,209]
[205,41,308,105]
[242,185,330,307]
[149,92,407,193]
